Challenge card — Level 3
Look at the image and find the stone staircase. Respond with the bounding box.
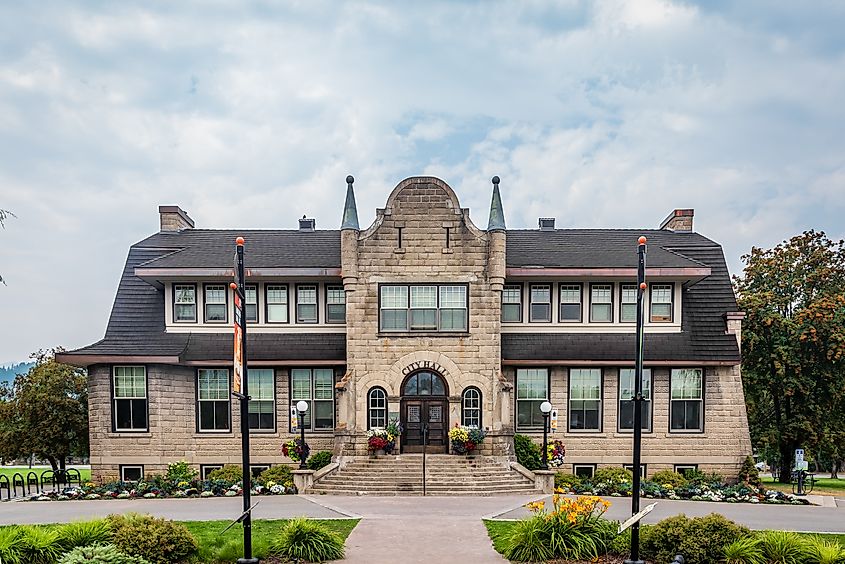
[310,454,538,496]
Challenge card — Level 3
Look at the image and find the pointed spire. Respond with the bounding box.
[341,175,360,230]
[487,175,506,232]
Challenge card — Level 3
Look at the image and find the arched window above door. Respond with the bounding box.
[402,371,447,396]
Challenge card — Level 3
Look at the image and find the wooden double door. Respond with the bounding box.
[401,398,448,453]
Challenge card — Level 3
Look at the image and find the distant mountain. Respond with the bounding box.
[0,362,34,384]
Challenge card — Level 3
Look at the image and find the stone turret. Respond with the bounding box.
[340,175,360,288]
[487,176,506,292]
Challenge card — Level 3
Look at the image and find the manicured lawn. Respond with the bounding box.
[761,476,845,496]
[0,466,91,483]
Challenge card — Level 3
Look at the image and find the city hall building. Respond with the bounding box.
[60,176,752,484]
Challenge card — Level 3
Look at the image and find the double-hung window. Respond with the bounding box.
[410,286,437,329]
[113,366,148,431]
[569,368,602,431]
[529,284,551,322]
[462,387,481,428]
[439,286,467,330]
[380,286,408,331]
[248,369,275,431]
[266,285,288,323]
[204,284,228,323]
[650,284,674,322]
[378,285,467,332]
[197,369,230,432]
[368,387,387,429]
[501,285,522,323]
[618,368,652,431]
[173,284,196,322]
[290,368,334,431]
[296,285,318,323]
[590,284,613,322]
[559,284,582,322]
[326,286,346,323]
[245,285,258,323]
[620,284,638,323]
[515,368,548,430]
[670,368,703,431]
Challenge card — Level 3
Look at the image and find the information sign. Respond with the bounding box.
[795,449,804,463]
[233,292,243,395]
[290,405,299,432]
[550,409,559,430]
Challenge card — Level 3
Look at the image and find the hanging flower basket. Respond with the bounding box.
[547,440,566,468]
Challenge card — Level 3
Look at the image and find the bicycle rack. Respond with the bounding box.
[0,475,9,500]
[12,472,25,498]
[27,471,39,495]
[40,470,55,492]
[66,468,81,488]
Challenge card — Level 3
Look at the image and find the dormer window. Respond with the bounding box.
[173,284,197,323]
[204,284,228,323]
[650,284,674,322]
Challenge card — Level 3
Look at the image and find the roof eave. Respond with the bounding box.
[502,358,740,366]
[135,266,343,284]
[505,267,711,282]
[55,353,181,368]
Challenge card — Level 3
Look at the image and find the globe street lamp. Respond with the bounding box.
[540,401,553,470]
[296,400,309,470]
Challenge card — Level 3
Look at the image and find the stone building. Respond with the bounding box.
[60,176,751,486]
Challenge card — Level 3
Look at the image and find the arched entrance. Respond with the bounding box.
[400,370,449,453]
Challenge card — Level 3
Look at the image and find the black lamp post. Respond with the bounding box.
[296,400,309,470]
[540,401,552,470]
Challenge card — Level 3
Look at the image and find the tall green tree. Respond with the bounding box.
[735,231,845,482]
[0,349,88,471]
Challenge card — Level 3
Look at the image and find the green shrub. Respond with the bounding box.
[499,512,617,561]
[805,535,845,564]
[608,528,631,556]
[593,466,633,486]
[107,514,198,564]
[165,460,198,483]
[257,465,293,487]
[723,537,764,564]
[555,472,582,490]
[269,518,345,563]
[513,434,543,471]
[640,514,749,564]
[206,464,242,483]
[56,519,112,551]
[59,543,152,564]
[499,516,555,562]
[307,451,333,471]
[0,526,24,564]
[738,456,762,488]
[756,530,810,564]
[18,525,62,564]
[650,470,688,489]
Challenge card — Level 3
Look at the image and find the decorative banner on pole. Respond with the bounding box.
[290,405,299,432]
[233,290,243,395]
[550,409,559,430]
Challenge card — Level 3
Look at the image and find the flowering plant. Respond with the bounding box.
[448,424,487,454]
[367,429,395,453]
[546,440,566,467]
[282,438,310,462]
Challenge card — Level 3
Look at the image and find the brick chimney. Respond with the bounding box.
[659,209,694,232]
[158,206,194,232]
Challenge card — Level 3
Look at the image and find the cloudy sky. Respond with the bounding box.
[1,1,844,363]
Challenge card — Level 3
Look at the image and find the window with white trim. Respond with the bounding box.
[674,464,699,477]
[326,286,346,324]
[266,285,288,323]
[410,286,437,329]
[569,368,602,431]
[291,368,334,431]
[113,366,147,431]
[624,464,647,480]
[368,387,387,429]
[380,286,408,331]
[200,465,223,480]
[245,285,258,323]
[590,284,613,322]
[670,368,703,431]
[204,284,227,323]
[573,464,596,479]
[529,284,551,322]
[197,369,230,432]
[173,284,196,322]
[620,284,638,323]
[296,285,318,323]
[559,284,582,322]
[619,368,652,431]
[378,285,467,332]
[501,285,522,323]
[120,465,144,482]
[250,465,270,479]
[650,284,673,322]
[516,368,548,430]
[462,387,481,428]
[439,286,467,331]
[248,369,274,431]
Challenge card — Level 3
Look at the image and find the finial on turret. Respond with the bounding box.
[341,174,360,230]
[487,175,506,232]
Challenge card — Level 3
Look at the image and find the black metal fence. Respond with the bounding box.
[0,468,83,501]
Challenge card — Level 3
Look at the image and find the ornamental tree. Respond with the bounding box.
[734,231,845,482]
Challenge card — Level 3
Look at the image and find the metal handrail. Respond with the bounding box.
[422,423,429,497]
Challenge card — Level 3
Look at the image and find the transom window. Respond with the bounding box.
[173,284,196,322]
[197,369,230,432]
[402,371,447,396]
[248,369,275,431]
[462,387,481,428]
[204,284,228,323]
[559,284,582,322]
[326,286,346,324]
[516,368,548,430]
[619,368,652,431]
[266,285,288,323]
[502,285,522,323]
[569,368,602,431]
[620,284,638,323]
[590,284,613,322]
[670,368,703,431]
[296,285,318,324]
[113,366,148,431]
[650,284,674,322]
[368,387,387,429]
[291,368,334,431]
[245,285,258,323]
[379,285,467,332]
[529,285,551,322]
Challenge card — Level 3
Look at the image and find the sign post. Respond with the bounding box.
[231,237,258,564]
